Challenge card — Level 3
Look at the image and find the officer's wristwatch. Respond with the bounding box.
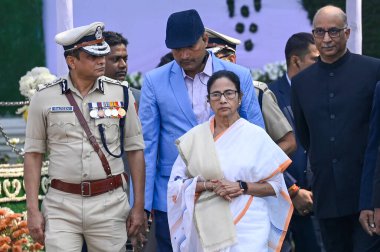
[237,180,248,194]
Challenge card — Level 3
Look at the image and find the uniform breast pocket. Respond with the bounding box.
[94,118,120,144]
[47,113,77,142]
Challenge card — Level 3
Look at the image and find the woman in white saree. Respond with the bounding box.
[167,70,293,252]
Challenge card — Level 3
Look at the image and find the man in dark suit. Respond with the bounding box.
[270,32,321,252]
[362,81,380,236]
[291,5,380,251]
[369,82,380,236]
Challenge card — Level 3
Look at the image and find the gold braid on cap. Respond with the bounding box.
[66,38,105,51]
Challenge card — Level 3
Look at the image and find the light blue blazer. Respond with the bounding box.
[139,53,264,212]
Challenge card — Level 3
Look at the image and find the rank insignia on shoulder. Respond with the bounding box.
[50,106,74,112]
[88,101,126,119]
[37,78,65,92]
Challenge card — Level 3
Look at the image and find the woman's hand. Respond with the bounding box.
[212,179,244,201]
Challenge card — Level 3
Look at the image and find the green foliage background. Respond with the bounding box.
[0,0,45,116]
[301,0,380,58]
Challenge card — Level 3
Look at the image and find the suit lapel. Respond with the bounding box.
[169,63,198,127]
[276,75,295,126]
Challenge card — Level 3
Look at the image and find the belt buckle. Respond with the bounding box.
[81,181,91,197]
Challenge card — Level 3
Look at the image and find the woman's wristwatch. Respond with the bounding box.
[237,180,248,194]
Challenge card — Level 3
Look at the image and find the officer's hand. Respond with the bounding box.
[359,210,376,236]
[375,208,380,235]
[126,207,145,238]
[292,189,313,216]
[27,209,45,244]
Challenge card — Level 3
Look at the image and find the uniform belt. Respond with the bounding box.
[50,173,127,197]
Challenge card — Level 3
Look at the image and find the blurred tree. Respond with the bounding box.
[0,0,45,116]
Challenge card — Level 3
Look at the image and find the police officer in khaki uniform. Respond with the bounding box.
[24,22,146,252]
[205,27,296,155]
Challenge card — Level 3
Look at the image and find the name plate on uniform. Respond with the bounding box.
[50,106,74,112]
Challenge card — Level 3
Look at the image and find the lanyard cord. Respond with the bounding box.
[98,85,129,158]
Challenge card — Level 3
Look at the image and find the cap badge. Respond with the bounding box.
[95,26,102,40]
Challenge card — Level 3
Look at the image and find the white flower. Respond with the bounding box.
[34,72,56,85]
[268,68,279,81]
[263,63,274,73]
[251,60,287,82]
[9,138,20,145]
[251,69,264,81]
[18,67,56,99]
[30,67,51,76]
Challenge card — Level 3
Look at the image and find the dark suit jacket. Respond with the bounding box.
[291,51,380,218]
[270,75,310,189]
[365,82,380,208]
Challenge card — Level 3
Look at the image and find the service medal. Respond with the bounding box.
[98,109,105,118]
[118,108,126,117]
[111,108,119,117]
[104,108,112,117]
[90,109,98,118]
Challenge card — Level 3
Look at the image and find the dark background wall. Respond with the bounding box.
[0,0,45,116]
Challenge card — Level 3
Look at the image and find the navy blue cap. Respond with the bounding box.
[165,9,205,49]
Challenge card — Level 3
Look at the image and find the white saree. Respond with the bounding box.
[167,117,293,252]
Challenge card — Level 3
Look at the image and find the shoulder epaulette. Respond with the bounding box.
[97,76,130,93]
[37,78,65,92]
[98,76,123,85]
[253,80,269,92]
[120,80,130,88]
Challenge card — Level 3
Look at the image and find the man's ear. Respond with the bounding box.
[66,56,76,69]
[202,32,209,44]
[291,55,300,69]
[227,54,237,63]
[344,27,351,40]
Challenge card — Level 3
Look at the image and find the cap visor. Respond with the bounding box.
[82,41,110,56]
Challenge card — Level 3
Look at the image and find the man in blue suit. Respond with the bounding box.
[270,32,322,252]
[139,9,264,251]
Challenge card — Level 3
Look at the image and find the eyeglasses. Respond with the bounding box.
[209,89,238,101]
[312,27,347,38]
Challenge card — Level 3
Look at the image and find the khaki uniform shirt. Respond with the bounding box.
[25,75,144,183]
[254,81,292,142]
